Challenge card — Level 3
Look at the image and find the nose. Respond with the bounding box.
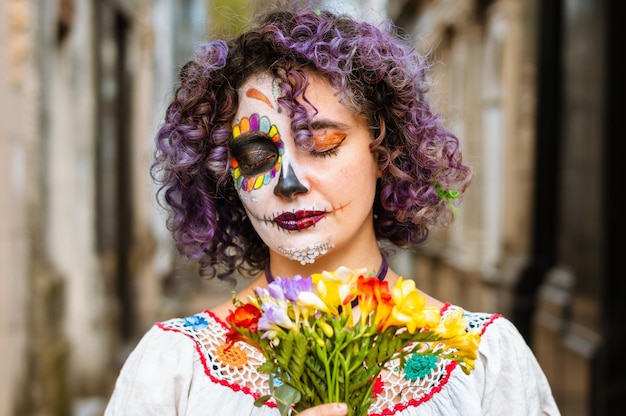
[274,164,308,199]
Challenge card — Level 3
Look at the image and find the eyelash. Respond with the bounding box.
[310,146,341,158]
[309,131,346,158]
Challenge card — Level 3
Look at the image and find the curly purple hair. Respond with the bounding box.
[152,4,472,280]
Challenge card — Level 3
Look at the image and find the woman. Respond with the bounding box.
[105,3,560,415]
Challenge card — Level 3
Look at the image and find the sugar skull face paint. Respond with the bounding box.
[246,87,274,109]
[232,72,380,265]
[230,113,283,191]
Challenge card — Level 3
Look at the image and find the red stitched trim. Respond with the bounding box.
[440,302,452,314]
[156,310,503,415]
[204,309,229,328]
[481,313,502,334]
[369,360,458,416]
[155,318,278,409]
[367,312,504,415]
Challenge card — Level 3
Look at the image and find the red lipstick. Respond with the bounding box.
[274,210,326,231]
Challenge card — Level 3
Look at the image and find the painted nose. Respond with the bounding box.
[274,164,308,199]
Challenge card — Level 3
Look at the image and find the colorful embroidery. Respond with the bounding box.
[371,375,384,398]
[403,354,438,381]
[216,343,249,369]
[157,308,501,415]
[182,315,209,331]
[272,375,284,388]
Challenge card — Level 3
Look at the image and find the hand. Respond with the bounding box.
[297,403,348,416]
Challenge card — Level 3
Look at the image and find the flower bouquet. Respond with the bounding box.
[226,266,482,416]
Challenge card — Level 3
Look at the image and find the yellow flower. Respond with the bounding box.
[422,306,443,328]
[438,328,482,375]
[228,267,484,416]
[297,291,331,314]
[312,266,367,313]
[382,277,431,333]
[435,308,469,338]
[319,321,334,338]
[442,328,482,360]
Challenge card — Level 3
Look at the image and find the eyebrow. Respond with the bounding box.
[245,88,274,109]
[310,119,351,130]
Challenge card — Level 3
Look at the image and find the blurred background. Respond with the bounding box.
[0,0,622,415]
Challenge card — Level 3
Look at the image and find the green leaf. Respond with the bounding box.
[258,361,276,374]
[253,395,272,407]
[377,331,390,362]
[277,331,295,369]
[305,353,326,380]
[274,384,302,416]
[290,332,308,379]
[365,340,379,369]
[303,358,328,404]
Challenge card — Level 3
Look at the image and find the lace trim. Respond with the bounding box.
[157,306,501,415]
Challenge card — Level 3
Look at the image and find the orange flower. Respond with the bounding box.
[373,293,394,332]
[227,267,483,416]
[225,303,262,345]
[356,276,393,329]
[356,276,381,316]
[227,303,262,330]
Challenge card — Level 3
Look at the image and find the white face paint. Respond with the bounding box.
[230,72,380,264]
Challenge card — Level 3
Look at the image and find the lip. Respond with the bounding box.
[273,210,326,231]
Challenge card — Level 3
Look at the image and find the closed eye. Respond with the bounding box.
[310,131,346,158]
[230,134,279,176]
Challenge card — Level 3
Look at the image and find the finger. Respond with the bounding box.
[298,402,348,416]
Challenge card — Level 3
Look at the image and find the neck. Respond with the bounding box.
[265,253,388,283]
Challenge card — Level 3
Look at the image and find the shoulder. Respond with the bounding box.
[106,311,272,415]
[158,310,228,334]
[440,304,527,346]
[449,306,538,368]
[112,313,222,380]
[466,310,537,357]
[109,311,235,386]
[457,309,561,415]
[105,314,212,415]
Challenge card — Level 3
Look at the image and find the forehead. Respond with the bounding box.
[239,73,274,98]
[236,71,356,122]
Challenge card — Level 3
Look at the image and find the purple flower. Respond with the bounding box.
[268,275,313,302]
[259,303,295,331]
[267,277,286,301]
[282,275,312,301]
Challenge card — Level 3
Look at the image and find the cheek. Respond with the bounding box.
[337,153,379,184]
[237,181,277,213]
[308,162,371,198]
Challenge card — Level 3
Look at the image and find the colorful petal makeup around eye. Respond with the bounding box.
[231,113,284,191]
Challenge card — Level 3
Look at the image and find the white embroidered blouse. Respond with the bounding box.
[105,307,560,416]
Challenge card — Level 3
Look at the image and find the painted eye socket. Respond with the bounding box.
[230,135,279,176]
[230,114,283,192]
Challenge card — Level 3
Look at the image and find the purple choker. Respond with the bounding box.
[264,254,389,307]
